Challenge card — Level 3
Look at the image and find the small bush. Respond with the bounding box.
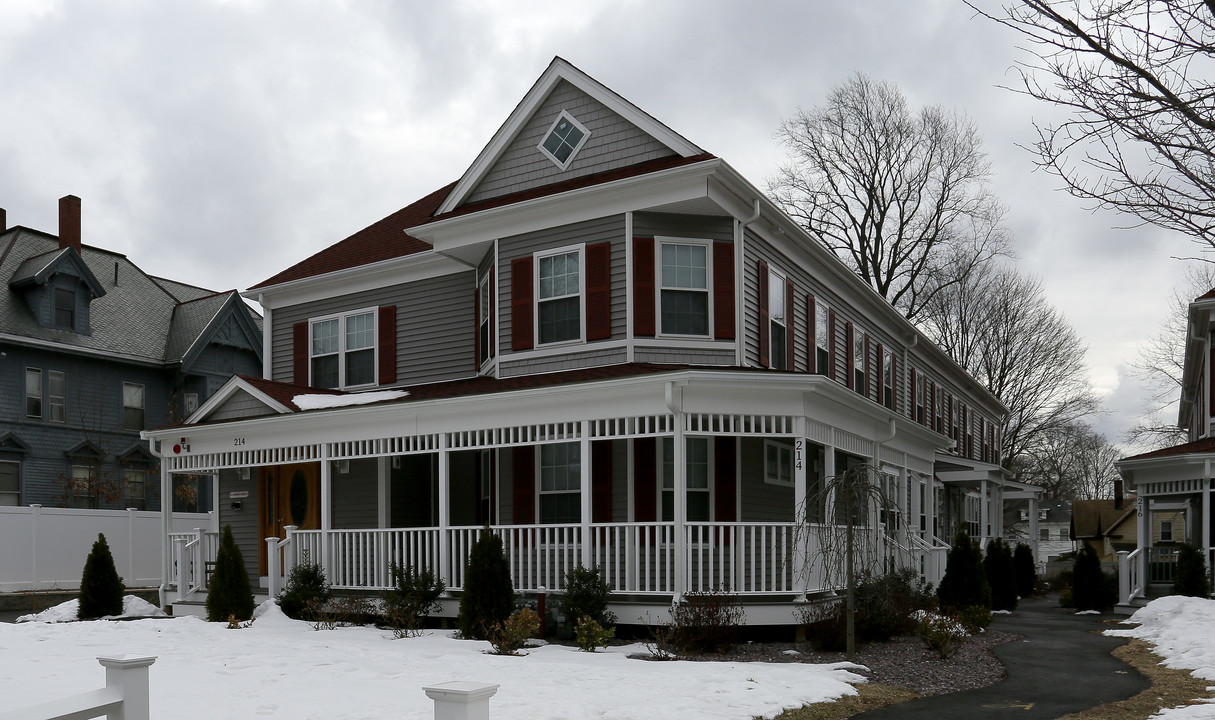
[458,530,515,640]
[669,587,745,653]
[641,614,681,660]
[1014,542,1036,598]
[489,607,540,655]
[1173,544,1210,598]
[1071,544,1112,611]
[914,611,967,659]
[207,525,255,623]
[278,553,331,621]
[561,565,616,630]
[984,538,1017,611]
[938,532,991,613]
[78,533,125,619]
[798,599,847,652]
[383,563,445,638]
[957,604,992,632]
[574,615,615,652]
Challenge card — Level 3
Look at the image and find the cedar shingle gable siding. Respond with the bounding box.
[466,79,677,206]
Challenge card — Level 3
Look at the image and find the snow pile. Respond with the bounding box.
[0,604,866,720]
[16,595,167,623]
[1107,596,1215,720]
[292,390,408,410]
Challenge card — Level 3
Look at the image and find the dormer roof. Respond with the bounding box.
[9,246,106,298]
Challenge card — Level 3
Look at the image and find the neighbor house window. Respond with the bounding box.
[536,247,582,345]
[539,443,580,524]
[853,328,866,395]
[1160,520,1174,542]
[184,393,199,415]
[123,468,147,510]
[659,241,709,336]
[1040,528,1049,541]
[0,462,18,506]
[310,309,376,389]
[815,302,830,374]
[122,382,144,431]
[537,110,591,170]
[764,440,794,487]
[25,368,42,419]
[53,288,75,329]
[48,370,65,423]
[479,272,492,363]
[1058,528,1069,541]
[661,437,710,521]
[769,270,787,370]
[69,465,97,509]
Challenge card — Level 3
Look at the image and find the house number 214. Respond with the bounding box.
[795,439,803,470]
[233,437,246,446]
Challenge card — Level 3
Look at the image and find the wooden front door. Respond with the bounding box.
[258,462,321,575]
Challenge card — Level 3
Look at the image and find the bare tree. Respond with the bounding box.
[1126,263,1215,449]
[922,263,1100,468]
[1016,421,1121,499]
[769,73,1011,321]
[975,0,1215,247]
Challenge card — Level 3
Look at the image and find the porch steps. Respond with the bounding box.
[170,594,272,619]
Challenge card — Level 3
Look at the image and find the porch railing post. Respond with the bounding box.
[424,681,499,720]
[580,423,592,569]
[1117,550,1130,606]
[283,525,298,580]
[173,536,188,603]
[793,417,809,600]
[320,445,333,582]
[99,655,157,720]
[438,434,451,586]
[673,413,687,600]
[266,536,281,598]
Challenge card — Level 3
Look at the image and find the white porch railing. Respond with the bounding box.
[908,534,950,586]
[0,655,155,720]
[169,528,219,601]
[1118,548,1145,607]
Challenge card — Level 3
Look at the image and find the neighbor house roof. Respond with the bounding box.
[1122,436,1215,462]
[1071,499,1137,540]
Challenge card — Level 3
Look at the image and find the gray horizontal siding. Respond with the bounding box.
[209,389,277,421]
[633,347,734,366]
[738,437,796,523]
[467,80,675,205]
[270,272,476,388]
[498,347,627,378]
[332,458,379,530]
[217,468,260,588]
[632,212,733,242]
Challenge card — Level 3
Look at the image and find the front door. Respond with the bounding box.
[258,462,321,575]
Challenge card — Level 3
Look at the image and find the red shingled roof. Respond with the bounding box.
[241,375,342,411]
[1122,436,1215,461]
[248,153,717,291]
[1198,287,1215,300]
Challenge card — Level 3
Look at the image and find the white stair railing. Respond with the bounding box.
[265,525,298,599]
[0,655,155,720]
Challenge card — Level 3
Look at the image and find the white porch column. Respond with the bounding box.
[377,457,391,529]
[320,445,332,574]
[159,451,171,608]
[580,422,592,568]
[1028,495,1040,563]
[823,442,837,516]
[1204,460,1212,560]
[1138,495,1150,576]
[673,417,687,599]
[793,417,809,599]
[980,478,990,545]
[438,435,451,584]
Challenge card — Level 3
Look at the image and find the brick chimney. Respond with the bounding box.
[1114,478,1124,509]
[59,195,81,252]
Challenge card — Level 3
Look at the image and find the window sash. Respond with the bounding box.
[536,249,582,345]
[54,288,75,328]
[124,469,147,503]
[764,441,794,486]
[0,462,18,506]
[70,465,98,509]
[122,383,145,432]
[479,274,492,362]
[310,310,377,389]
[769,270,787,371]
[539,443,580,524]
[25,368,42,419]
[661,438,710,522]
[48,370,65,423]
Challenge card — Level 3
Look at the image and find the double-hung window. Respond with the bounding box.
[48,371,65,423]
[536,247,582,345]
[0,462,18,506]
[1160,520,1174,542]
[311,309,376,389]
[122,382,144,431]
[915,374,925,424]
[25,368,42,419]
[764,440,794,487]
[54,288,76,329]
[70,464,97,509]
[882,350,893,408]
[479,273,492,363]
[769,270,787,370]
[661,437,710,521]
[539,442,580,524]
[123,468,147,510]
[853,328,866,395]
[659,241,709,336]
[815,302,830,374]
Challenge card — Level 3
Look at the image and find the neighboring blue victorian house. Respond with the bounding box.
[0,196,263,512]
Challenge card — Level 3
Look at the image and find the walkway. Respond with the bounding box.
[856,594,1151,719]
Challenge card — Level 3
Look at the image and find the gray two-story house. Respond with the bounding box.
[1,196,263,513]
[146,58,1030,623]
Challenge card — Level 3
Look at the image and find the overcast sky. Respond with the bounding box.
[0,0,1203,446]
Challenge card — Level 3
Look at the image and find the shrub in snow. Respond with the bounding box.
[801,569,936,650]
[78,533,125,619]
[278,551,331,621]
[668,587,745,653]
[458,529,514,640]
[383,562,445,638]
[914,610,967,658]
[574,615,615,652]
[1173,543,1210,598]
[938,532,991,614]
[984,538,1017,611]
[488,607,540,655]
[561,565,616,633]
[1069,544,1113,612]
[1014,542,1036,597]
[207,525,255,623]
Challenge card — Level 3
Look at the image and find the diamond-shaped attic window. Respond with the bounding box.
[538,111,591,170]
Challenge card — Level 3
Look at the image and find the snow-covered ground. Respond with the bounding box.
[0,599,864,720]
[1106,596,1215,719]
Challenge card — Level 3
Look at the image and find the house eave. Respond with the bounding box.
[241,251,467,310]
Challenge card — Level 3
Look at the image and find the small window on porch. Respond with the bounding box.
[764,440,794,487]
[1040,528,1049,541]
[539,443,580,524]
[661,437,710,521]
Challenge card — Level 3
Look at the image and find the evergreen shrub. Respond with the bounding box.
[937,532,991,613]
[383,563,445,637]
[1070,544,1113,611]
[561,565,616,630]
[278,552,331,620]
[458,529,514,640]
[1172,543,1210,598]
[207,525,255,623]
[984,538,1017,611]
[1014,542,1037,598]
[78,533,124,619]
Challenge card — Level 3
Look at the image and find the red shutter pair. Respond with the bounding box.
[635,237,736,340]
[292,307,397,387]
[511,244,613,351]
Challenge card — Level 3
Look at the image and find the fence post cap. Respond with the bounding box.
[423,681,499,702]
[97,655,157,669]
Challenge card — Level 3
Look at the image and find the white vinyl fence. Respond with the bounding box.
[0,506,214,592]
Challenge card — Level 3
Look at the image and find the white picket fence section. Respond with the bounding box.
[0,506,215,592]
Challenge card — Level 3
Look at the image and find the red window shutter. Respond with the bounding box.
[633,237,655,337]
[633,438,657,522]
[866,337,876,402]
[474,284,482,369]
[1209,349,1215,416]
[758,261,770,368]
[512,446,535,525]
[714,436,737,522]
[927,380,935,429]
[713,242,735,340]
[378,305,397,385]
[805,294,816,374]
[586,242,612,341]
[510,257,534,351]
[591,440,613,523]
[845,322,855,390]
[828,310,838,382]
[292,321,309,386]
[488,267,496,358]
[786,279,796,371]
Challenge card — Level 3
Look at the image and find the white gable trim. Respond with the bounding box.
[183,375,293,425]
[436,57,704,215]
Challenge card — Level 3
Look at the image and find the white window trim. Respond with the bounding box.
[659,436,714,522]
[764,439,795,487]
[308,306,379,390]
[478,271,492,368]
[535,442,582,525]
[537,110,592,171]
[655,236,714,339]
[25,367,42,420]
[768,267,789,370]
[853,326,866,393]
[533,244,586,348]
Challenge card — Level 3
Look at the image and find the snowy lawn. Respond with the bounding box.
[1108,596,1215,720]
[0,599,865,720]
